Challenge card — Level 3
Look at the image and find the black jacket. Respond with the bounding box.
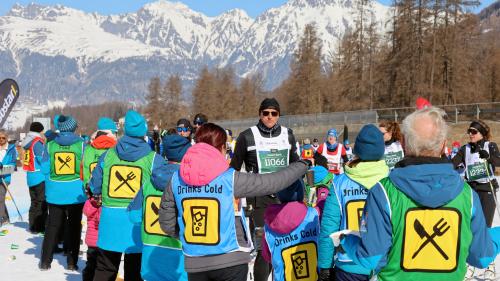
[452,140,500,191]
[230,125,299,174]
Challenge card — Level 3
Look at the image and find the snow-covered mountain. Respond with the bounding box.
[0,0,391,106]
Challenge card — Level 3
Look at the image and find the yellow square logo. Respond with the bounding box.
[23,150,30,166]
[54,152,76,175]
[182,198,220,245]
[108,165,142,199]
[144,196,166,236]
[89,162,97,175]
[402,208,461,272]
[346,200,365,231]
[281,242,318,281]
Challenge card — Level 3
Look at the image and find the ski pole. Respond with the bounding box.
[1,178,23,222]
[483,159,500,220]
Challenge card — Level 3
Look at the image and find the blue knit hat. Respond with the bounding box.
[353,124,385,161]
[57,115,78,132]
[124,110,147,137]
[162,134,191,162]
[277,180,304,203]
[312,166,329,184]
[327,128,338,138]
[97,117,117,133]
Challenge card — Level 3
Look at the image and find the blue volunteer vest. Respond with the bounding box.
[333,174,369,263]
[171,168,251,256]
[265,207,319,281]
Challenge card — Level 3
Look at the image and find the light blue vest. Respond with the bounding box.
[171,168,251,256]
[265,207,319,281]
[332,174,371,275]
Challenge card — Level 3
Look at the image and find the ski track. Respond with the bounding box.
[0,171,499,281]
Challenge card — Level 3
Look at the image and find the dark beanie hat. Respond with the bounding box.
[353,124,385,161]
[30,122,44,133]
[259,98,280,113]
[177,118,192,129]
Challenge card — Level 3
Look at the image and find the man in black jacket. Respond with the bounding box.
[230,98,299,281]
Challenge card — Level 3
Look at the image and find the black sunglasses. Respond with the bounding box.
[193,121,204,126]
[467,128,479,135]
[177,127,190,133]
[262,110,279,117]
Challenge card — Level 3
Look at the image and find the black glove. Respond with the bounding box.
[318,269,331,281]
[301,159,313,168]
[479,150,490,159]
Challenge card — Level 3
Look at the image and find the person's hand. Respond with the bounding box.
[318,268,331,281]
[479,150,490,159]
[301,159,313,168]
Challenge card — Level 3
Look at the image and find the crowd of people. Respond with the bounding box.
[0,97,499,281]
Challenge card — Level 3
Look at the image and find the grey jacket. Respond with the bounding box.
[159,161,308,273]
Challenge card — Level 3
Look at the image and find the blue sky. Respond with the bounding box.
[0,0,495,17]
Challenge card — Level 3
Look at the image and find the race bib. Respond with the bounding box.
[182,198,220,245]
[281,242,318,281]
[402,208,460,272]
[384,151,403,168]
[346,200,365,231]
[466,162,488,182]
[54,152,76,175]
[108,165,142,199]
[259,149,288,174]
[144,196,166,236]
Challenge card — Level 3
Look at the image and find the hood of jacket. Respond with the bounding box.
[389,157,464,208]
[54,132,82,146]
[179,143,228,186]
[345,160,389,190]
[21,132,43,149]
[91,135,117,150]
[264,202,308,234]
[115,135,152,162]
[162,134,191,162]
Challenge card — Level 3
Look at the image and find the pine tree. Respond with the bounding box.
[192,67,215,119]
[145,77,162,126]
[163,74,183,127]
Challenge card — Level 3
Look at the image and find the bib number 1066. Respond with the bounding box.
[264,158,286,167]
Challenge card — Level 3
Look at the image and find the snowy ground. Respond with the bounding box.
[0,171,499,280]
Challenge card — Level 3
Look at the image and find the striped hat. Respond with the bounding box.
[57,115,78,133]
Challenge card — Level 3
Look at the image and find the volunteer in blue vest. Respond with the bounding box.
[378,121,404,169]
[451,120,500,279]
[128,133,191,281]
[90,110,171,281]
[21,122,47,233]
[262,180,320,281]
[230,98,300,281]
[159,123,309,281]
[39,115,85,271]
[0,130,18,227]
[318,124,389,281]
[335,107,500,281]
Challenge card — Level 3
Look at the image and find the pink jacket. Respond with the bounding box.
[83,198,101,247]
[180,143,229,185]
[262,201,308,263]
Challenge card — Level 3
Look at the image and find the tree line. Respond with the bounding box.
[145,0,499,122]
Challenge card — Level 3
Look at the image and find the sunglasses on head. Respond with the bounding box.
[177,127,190,133]
[262,110,279,117]
[467,128,479,135]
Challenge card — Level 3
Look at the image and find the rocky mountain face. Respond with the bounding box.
[0,0,391,105]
